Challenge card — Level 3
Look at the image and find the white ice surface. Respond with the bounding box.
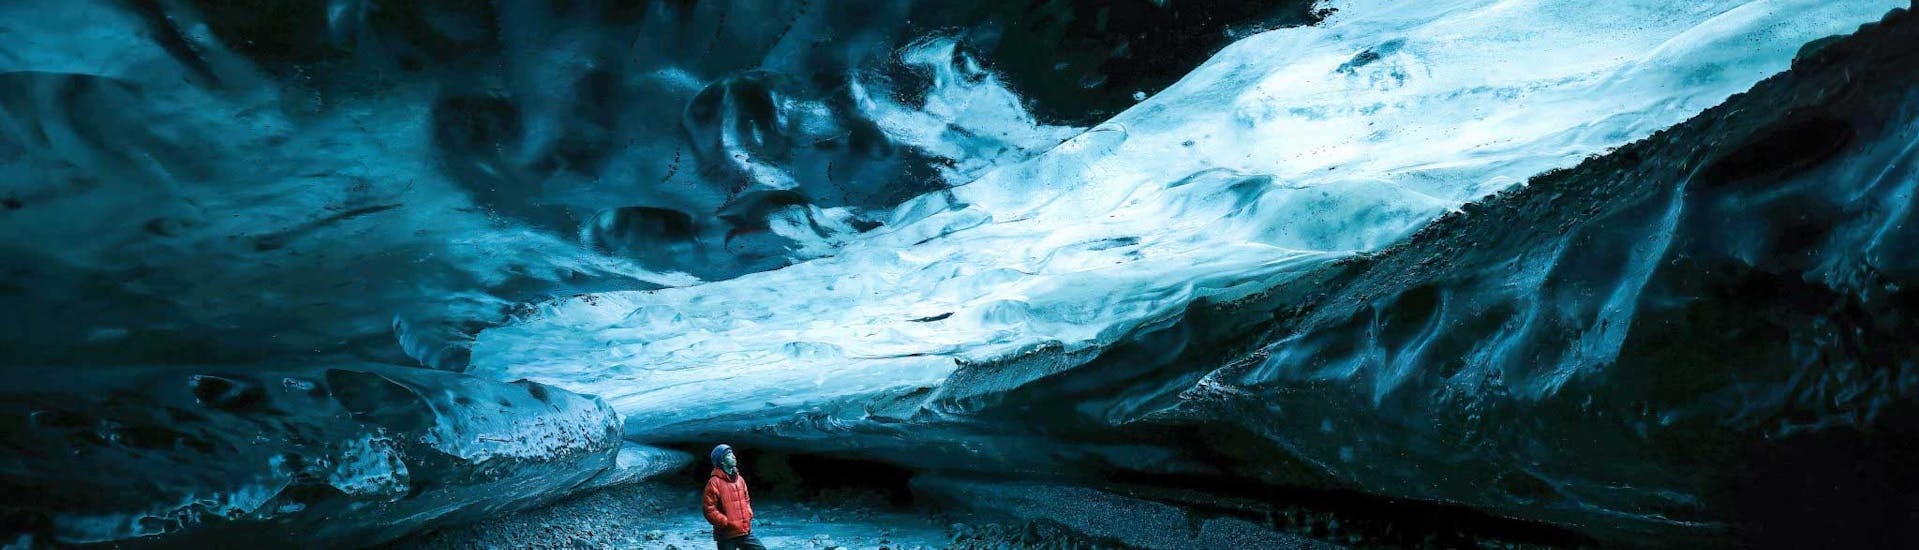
[472,0,1901,435]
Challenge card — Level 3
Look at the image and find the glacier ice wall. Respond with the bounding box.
[1,363,623,547]
[476,0,1898,434]
[1158,20,1919,543]
[3,0,1915,546]
[0,1,1319,545]
[474,0,1916,542]
[1120,11,1919,541]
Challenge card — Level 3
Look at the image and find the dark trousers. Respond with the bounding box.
[716,533,766,550]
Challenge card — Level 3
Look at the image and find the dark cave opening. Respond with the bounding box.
[1727,404,1919,548]
[659,445,920,509]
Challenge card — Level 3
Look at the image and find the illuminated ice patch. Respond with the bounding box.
[472,0,1901,438]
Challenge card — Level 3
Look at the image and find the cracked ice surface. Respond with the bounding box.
[473,0,1901,436]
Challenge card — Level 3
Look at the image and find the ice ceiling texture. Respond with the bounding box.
[3,0,1916,547]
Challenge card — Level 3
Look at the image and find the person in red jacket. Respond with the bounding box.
[702,444,763,550]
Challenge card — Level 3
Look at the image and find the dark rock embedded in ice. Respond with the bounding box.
[0,363,622,547]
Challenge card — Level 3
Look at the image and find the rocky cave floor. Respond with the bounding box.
[381,476,1579,550]
[382,480,1083,550]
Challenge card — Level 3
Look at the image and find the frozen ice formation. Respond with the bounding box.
[0,0,1097,371]
[473,0,1917,542]
[580,443,697,491]
[1122,11,1919,543]
[477,0,1898,437]
[0,363,624,547]
[3,0,1917,546]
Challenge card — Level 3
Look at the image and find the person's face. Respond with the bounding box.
[722,450,737,470]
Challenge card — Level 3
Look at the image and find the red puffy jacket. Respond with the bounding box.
[702,468,753,539]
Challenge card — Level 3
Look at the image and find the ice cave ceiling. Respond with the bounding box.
[0,0,1321,370]
[4,0,1918,547]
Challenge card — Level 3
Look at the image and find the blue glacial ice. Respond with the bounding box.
[0,0,1077,372]
[466,0,1917,541]
[474,0,1899,435]
[0,363,628,546]
[3,0,1916,546]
